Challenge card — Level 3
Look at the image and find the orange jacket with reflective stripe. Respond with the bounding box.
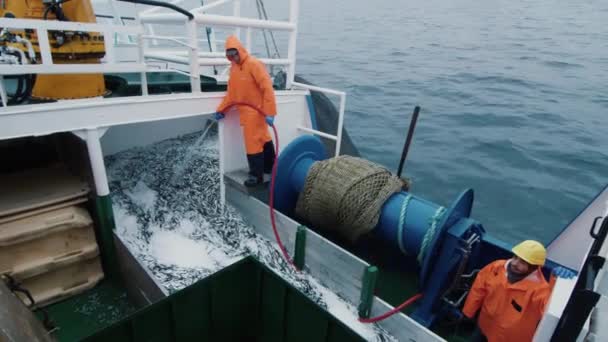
[462,259,553,342]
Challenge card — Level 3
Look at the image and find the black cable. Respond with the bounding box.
[3,274,35,307]
[117,0,194,20]
[17,74,35,104]
[43,1,71,21]
[3,51,29,105]
[43,6,52,20]
[2,274,55,331]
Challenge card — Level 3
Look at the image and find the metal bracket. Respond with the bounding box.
[294,225,307,270]
[358,265,378,319]
[71,127,109,141]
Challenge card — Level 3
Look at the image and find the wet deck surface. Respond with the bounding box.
[224,169,270,203]
[39,280,135,342]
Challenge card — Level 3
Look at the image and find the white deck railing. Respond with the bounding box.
[0,17,150,100]
[0,0,344,158]
[292,82,346,157]
[0,0,299,100]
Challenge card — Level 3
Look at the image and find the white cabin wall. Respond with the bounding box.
[101,116,208,156]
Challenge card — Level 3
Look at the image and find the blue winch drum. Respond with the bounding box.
[274,135,474,285]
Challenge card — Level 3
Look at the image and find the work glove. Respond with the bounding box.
[214,112,225,120]
[452,309,464,322]
[265,115,275,126]
[552,266,576,279]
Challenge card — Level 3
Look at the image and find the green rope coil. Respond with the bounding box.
[417,206,446,264]
[397,195,413,255]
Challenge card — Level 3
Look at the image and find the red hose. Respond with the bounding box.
[268,124,296,268]
[358,293,423,323]
[218,103,296,269]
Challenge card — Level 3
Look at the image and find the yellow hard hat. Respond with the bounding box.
[512,240,546,266]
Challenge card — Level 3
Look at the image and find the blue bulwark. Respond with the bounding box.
[305,95,319,130]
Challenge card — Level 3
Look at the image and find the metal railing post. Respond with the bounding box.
[103,29,116,64]
[233,0,241,39]
[286,0,299,89]
[137,33,149,95]
[36,28,53,66]
[187,20,202,92]
[85,128,120,279]
[245,27,252,52]
[0,76,7,107]
[336,93,346,156]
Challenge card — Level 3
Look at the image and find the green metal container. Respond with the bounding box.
[83,257,365,342]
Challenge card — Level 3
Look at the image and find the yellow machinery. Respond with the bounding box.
[0,0,106,99]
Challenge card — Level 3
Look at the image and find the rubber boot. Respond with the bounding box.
[245,153,264,187]
[263,140,276,174]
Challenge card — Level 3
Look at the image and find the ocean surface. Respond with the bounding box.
[124,0,607,246]
[290,0,608,246]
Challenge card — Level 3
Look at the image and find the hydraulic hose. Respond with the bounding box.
[117,0,194,20]
[359,293,423,323]
[218,102,296,269]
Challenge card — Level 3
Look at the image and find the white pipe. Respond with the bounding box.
[187,20,202,92]
[218,120,226,208]
[103,30,116,64]
[0,18,143,34]
[15,36,36,62]
[156,50,224,57]
[139,35,218,43]
[335,93,346,156]
[291,82,346,96]
[233,0,241,39]
[141,0,186,15]
[0,76,7,107]
[5,46,27,65]
[140,14,296,31]
[35,29,53,65]
[145,52,289,66]
[142,35,196,49]
[145,52,189,65]
[297,126,338,141]
[198,57,290,66]
[138,34,149,96]
[86,128,110,196]
[286,0,299,88]
[245,27,252,52]
[145,24,159,47]
[195,14,296,31]
[0,63,146,75]
[192,0,232,13]
[210,24,219,52]
[105,0,122,25]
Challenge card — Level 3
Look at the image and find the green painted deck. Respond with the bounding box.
[39,280,136,342]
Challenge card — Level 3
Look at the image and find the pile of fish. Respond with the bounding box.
[105,127,394,341]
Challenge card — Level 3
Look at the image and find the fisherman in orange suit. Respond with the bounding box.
[214,35,277,187]
[461,240,576,342]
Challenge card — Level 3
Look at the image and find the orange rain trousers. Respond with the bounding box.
[462,259,554,342]
[217,35,277,154]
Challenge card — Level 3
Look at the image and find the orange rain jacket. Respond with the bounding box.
[462,259,554,342]
[217,35,277,154]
